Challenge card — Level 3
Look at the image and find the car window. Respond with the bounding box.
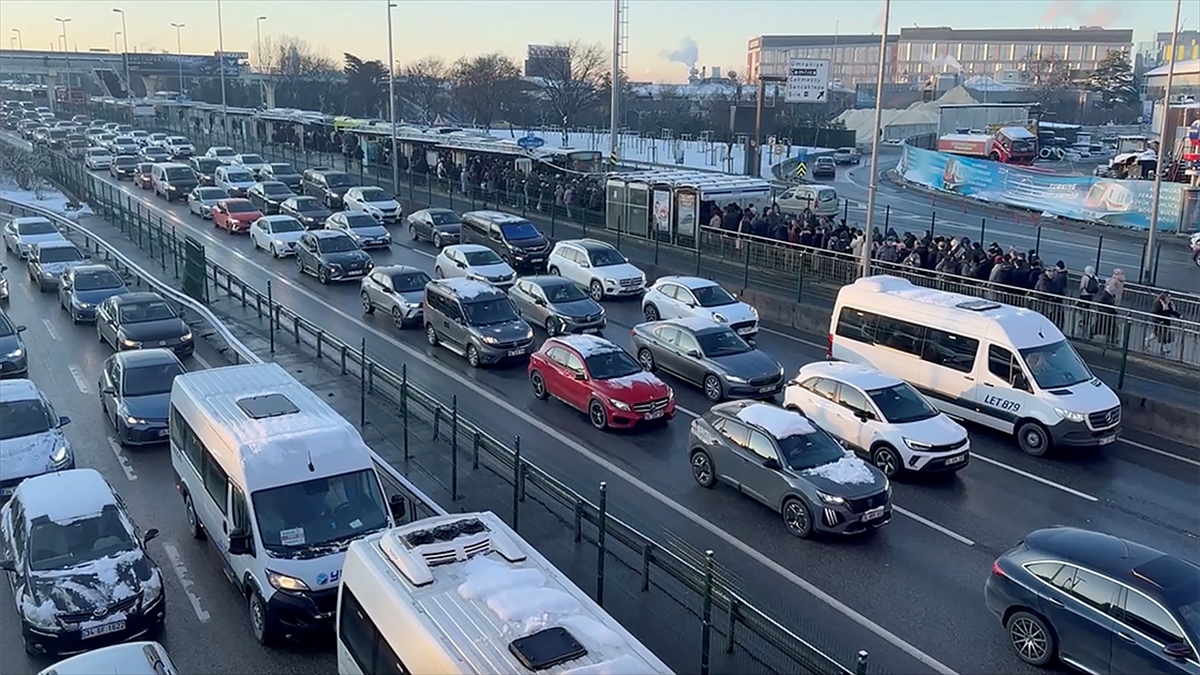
[712,418,749,447]
[0,399,54,440]
[922,329,979,373]
[988,345,1029,390]
[563,352,585,374]
[811,378,840,400]
[1065,568,1119,615]
[28,504,135,571]
[545,347,569,367]
[1026,562,1065,584]
[837,386,871,414]
[746,431,777,461]
[675,331,700,354]
[1123,590,1186,645]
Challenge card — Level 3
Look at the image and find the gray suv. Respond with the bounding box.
[688,400,892,538]
[424,278,534,368]
[361,265,430,329]
[632,318,784,402]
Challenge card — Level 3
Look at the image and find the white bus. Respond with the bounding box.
[337,511,675,675]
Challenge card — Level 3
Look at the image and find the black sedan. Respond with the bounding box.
[58,264,128,323]
[295,230,374,284]
[95,292,195,358]
[0,310,27,378]
[108,155,138,180]
[99,349,185,446]
[188,156,223,186]
[279,196,332,229]
[246,181,295,215]
[406,208,462,248]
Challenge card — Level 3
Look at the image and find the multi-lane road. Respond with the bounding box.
[9,145,1194,675]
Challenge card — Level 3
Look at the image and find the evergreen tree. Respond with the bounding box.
[1086,50,1139,109]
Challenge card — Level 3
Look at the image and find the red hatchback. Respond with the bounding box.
[212,198,262,233]
[529,334,675,430]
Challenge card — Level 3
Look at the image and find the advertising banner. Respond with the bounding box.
[653,188,671,233]
[676,191,698,238]
[125,53,241,77]
[897,145,1185,231]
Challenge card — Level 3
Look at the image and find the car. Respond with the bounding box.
[249,215,306,258]
[185,186,229,219]
[211,198,263,234]
[642,276,759,340]
[279,195,332,229]
[163,136,194,158]
[151,163,199,202]
[508,275,606,336]
[343,186,403,224]
[0,379,73,497]
[324,211,392,249]
[133,162,155,190]
[64,138,90,160]
[301,168,356,208]
[145,132,168,147]
[259,162,301,190]
[96,292,195,357]
[406,207,462,248]
[433,244,516,289]
[232,153,269,177]
[213,165,257,198]
[114,124,134,136]
[102,122,121,132]
[529,334,676,430]
[108,155,139,180]
[203,145,236,163]
[98,349,186,446]
[58,264,128,324]
[632,317,784,402]
[91,133,116,150]
[188,156,224,186]
[547,239,646,301]
[833,147,861,165]
[3,217,66,260]
[129,129,150,145]
[360,265,431,329]
[84,147,114,170]
[0,265,8,303]
[294,230,374,284]
[688,401,892,538]
[110,136,140,156]
[246,180,295,215]
[0,311,27,377]
[985,527,1200,672]
[37,641,180,675]
[138,146,171,164]
[0,468,164,656]
[423,278,534,367]
[26,241,87,293]
[812,155,836,179]
[783,362,970,478]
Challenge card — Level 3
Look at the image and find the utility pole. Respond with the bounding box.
[113,8,131,98]
[1143,0,1183,283]
[171,23,185,93]
[608,0,621,168]
[216,0,229,138]
[861,0,891,278]
[256,16,266,105]
[387,2,399,195]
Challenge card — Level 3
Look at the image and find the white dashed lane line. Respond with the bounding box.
[68,364,90,395]
[107,437,139,481]
[162,542,211,623]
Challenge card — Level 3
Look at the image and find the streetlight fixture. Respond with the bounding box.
[113,8,131,99]
[55,18,72,107]
[386,2,399,194]
[861,0,891,278]
[170,23,185,94]
[1143,0,1184,283]
[11,29,22,50]
[113,31,122,54]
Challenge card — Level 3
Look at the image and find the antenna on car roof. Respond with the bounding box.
[307,450,315,473]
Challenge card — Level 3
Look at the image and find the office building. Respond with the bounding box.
[746,34,899,87]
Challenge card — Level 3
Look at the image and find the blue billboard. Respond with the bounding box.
[897,145,1185,231]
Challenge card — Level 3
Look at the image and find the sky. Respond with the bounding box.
[1,0,1196,82]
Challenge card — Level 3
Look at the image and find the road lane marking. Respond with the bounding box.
[162,542,211,623]
[1118,438,1200,468]
[970,452,1098,502]
[97,180,961,675]
[42,318,59,340]
[107,437,138,481]
[761,327,826,350]
[893,506,975,546]
[191,352,214,370]
[677,405,699,418]
[68,365,90,394]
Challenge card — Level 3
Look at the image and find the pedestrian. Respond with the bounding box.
[1079,265,1100,302]
[1091,269,1125,343]
[1151,291,1182,353]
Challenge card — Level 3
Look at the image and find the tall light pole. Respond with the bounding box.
[255,15,267,107]
[609,0,621,167]
[11,29,21,50]
[216,0,229,139]
[861,0,891,278]
[55,18,72,106]
[1143,0,1183,283]
[8,37,15,50]
[386,2,399,194]
[170,23,185,93]
[113,8,131,98]
[113,31,122,54]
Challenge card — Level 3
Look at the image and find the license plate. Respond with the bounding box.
[737,327,756,335]
[945,454,966,465]
[506,349,525,357]
[758,386,775,393]
[861,506,886,522]
[1098,435,1116,445]
[643,410,664,420]
[82,620,125,639]
[158,429,170,438]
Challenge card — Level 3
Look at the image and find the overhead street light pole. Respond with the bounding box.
[387,2,399,195]
[114,32,121,55]
[216,0,229,140]
[1143,0,1183,284]
[55,18,72,106]
[256,16,267,106]
[609,0,621,167]
[11,29,21,50]
[113,8,131,99]
[170,23,185,94]
[861,0,891,278]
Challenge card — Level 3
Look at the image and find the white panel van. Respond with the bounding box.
[830,276,1121,456]
[775,184,839,217]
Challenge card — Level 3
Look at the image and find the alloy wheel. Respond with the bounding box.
[1008,615,1049,663]
[588,401,607,429]
[691,452,715,487]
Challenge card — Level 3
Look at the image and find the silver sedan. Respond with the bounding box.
[631,317,784,402]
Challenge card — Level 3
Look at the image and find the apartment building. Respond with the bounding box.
[746,34,898,87]
[1135,31,1200,71]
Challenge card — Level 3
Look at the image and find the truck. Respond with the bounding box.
[936,126,1038,165]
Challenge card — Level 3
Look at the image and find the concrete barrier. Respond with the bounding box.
[1115,391,1200,447]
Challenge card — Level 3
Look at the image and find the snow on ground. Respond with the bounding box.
[0,184,93,220]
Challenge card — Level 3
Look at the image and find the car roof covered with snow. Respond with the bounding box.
[430,277,503,301]
[551,334,622,358]
[0,378,42,403]
[710,400,818,441]
[798,362,902,391]
[15,468,117,526]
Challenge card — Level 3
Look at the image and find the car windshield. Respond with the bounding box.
[343,214,378,229]
[588,247,626,267]
[263,183,291,196]
[463,298,517,326]
[1177,600,1200,646]
[268,218,303,233]
[0,399,53,440]
[585,350,642,380]
[1020,340,1093,389]
[144,149,168,157]
[225,171,254,183]
[251,469,389,555]
[17,220,56,235]
[779,430,847,471]
[357,187,388,201]
[293,198,323,212]
[74,270,123,291]
[167,137,188,145]
[543,281,587,303]
[198,188,227,200]
[38,247,82,263]
[212,148,234,156]
[500,222,540,240]
[464,249,503,266]
[28,505,136,571]
[118,300,177,323]
[165,167,194,181]
[695,328,751,357]
[225,201,258,214]
[269,163,294,174]
[113,156,136,166]
[324,173,353,188]
[88,149,110,156]
[867,383,940,424]
[692,284,737,307]
[317,236,358,253]
[390,272,430,292]
[68,140,88,148]
[429,211,460,226]
[239,154,264,164]
[195,159,222,172]
[122,362,184,397]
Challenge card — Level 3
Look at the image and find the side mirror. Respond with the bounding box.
[534,297,547,306]
[686,349,702,359]
[142,528,159,545]
[573,372,588,381]
[102,386,115,395]
[579,261,591,268]
[0,560,15,572]
[228,530,252,556]
[1,265,7,272]
[58,415,71,427]
[456,261,466,268]
[15,325,26,333]
[388,494,406,521]
[856,410,876,422]
[1013,373,1030,392]
[1164,642,1193,661]
[763,457,782,471]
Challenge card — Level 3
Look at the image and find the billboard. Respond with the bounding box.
[125,53,241,77]
[525,44,570,79]
[897,145,1186,231]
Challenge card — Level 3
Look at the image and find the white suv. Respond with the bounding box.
[546,239,645,301]
[642,275,759,339]
[783,361,969,479]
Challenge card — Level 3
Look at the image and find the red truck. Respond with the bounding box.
[937,126,1037,165]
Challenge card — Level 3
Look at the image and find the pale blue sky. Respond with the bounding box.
[1,0,1194,81]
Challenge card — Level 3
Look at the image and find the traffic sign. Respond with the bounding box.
[795,162,808,178]
[786,58,830,103]
[517,135,545,150]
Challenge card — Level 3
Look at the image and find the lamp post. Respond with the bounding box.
[113,32,121,54]
[1143,0,1184,283]
[386,2,399,194]
[609,0,621,168]
[216,0,228,140]
[55,18,72,107]
[256,15,267,106]
[861,0,891,278]
[112,8,131,99]
[170,23,185,93]
[11,29,22,50]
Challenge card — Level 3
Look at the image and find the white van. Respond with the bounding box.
[337,511,675,675]
[169,362,404,646]
[38,641,177,675]
[830,276,1121,456]
[776,184,839,217]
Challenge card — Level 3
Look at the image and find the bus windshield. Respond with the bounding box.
[252,469,389,556]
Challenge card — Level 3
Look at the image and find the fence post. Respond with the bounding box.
[451,395,459,501]
[856,650,870,675]
[512,436,522,532]
[1117,318,1132,390]
[929,210,936,238]
[884,204,890,231]
[401,363,409,462]
[595,481,607,608]
[1094,235,1103,273]
[472,431,481,469]
[1136,241,1147,283]
[1035,226,1042,255]
[979,217,986,245]
[700,549,715,675]
[267,280,276,354]
[359,338,367,429]
[742,241,751,288]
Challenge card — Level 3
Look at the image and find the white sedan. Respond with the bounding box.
[233,153,269,177]
[641,275,759,339]
[433,244,516,289]
[84,148,114,170]
[342,186,403,224]
[187,187,230,219]
[250,215,306,257]
[204,146,237,163]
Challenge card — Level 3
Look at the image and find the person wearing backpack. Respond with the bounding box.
[1079,265,1100,302]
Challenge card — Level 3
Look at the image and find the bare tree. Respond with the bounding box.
[1022,51,1076,116]
[258,35,342,110]
[400,56,449,124]
[449,53,522,130]
[535,41,607,130]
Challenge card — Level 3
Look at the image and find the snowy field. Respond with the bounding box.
[1,185,93,220]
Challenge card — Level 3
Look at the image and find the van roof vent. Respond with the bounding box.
[236,393,300,419]
[379,515,527,587]
[955,299,1002,312]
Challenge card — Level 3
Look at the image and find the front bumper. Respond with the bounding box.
[604,398,676,429]
[914,450,971,472]
[357,237,392,250]
[815,502,892,534]
[1049,419,1121,448]
[19,595,164,657]
[111,168,135,179]
[603,281,645,297]
[121,337,195,357]
[509,252,548,272]
[70,305,98,322]
[265,587,337,635]
[476,340,534,364]
[561,314,607,334]
[36,272,62,289]
[120,419,171,446]
[725,379,784,399]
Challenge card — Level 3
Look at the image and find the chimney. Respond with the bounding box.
[701,66,707,79]
[711,65,722,79]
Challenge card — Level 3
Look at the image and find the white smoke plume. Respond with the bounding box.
[666,37,700,71]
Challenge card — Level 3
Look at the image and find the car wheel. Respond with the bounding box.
[637,348,656,372]
[1016,421,1050,457]
[690,450,717,488]
[703,374,724,402]
[530,370,549,400]
[1006,610,1056,667]
[466,344,481,368]
[588,399,608,430]
[409,223,419,241]
[782,497,814,539]
[361,293,375,314]
[433,233,443,248]
[184,493,205,540]
[548,265,560,276]
[382,306,401,329]
[643,303,660,321]
[589,280,604,302]
[872,444,901,479]
[248,589,275,646]
[544,316,563,337]
[425,324,439,346]
[318,266,330,284]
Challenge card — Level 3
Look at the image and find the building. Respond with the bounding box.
[524,44,571,79]
[1136,31,1200,71]
[746,34,899,87]
[893,26,1133,83]
[1143,59,1200,101]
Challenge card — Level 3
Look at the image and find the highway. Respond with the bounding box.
[35,151,1200,675]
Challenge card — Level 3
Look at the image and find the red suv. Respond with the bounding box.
[212,198,262,234]
[528,334,675,430]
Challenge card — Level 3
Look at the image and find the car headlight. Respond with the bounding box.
[904,438,933,451]
[750,306,759,317]
[267,570,310,592]
[3,348,21,359]
[20,594,59,630]
[885,481,892,499]
[126,415,148,426]
[50,443,71,467]
[525,327,534,340]
[712,312,728,323]
[181,331,194,341]
[140,570,164,611]
[816,491,846,505]
[120,337,141,348]
[482,336,499,345]
[1054,408,1086,423]
[725,374,748,383]
[604,277,618,287]
[73,300,91,309]
[328,263,343,272]
[609,399,632,412]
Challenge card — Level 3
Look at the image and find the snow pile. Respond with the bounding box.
[21,596,57,628]
[457,556,579,634]
[559,334,620,357]
[563,654,657,675]
[805,454,877,485]
[1,187,93,221]
[736,403,816,440]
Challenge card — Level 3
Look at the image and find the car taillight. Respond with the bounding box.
[991,560,1005,577]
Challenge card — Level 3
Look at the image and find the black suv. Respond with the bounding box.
[301,168,356,209]
[460,210,550,273]
[294,230,373,284]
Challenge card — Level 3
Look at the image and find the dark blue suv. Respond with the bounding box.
[986,527,1199,673]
